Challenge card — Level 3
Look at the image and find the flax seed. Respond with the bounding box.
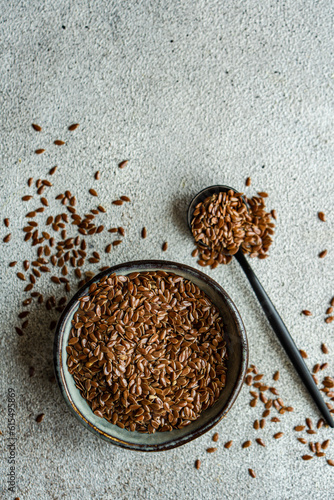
[274,432,284,439]
[118,160,128,169]
[212,432,219,442]
[248,469,256,478]
[321,343,329,354]
[242,441,252,448]
[36,413,45,423]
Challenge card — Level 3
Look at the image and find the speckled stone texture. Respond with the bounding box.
[0,1,333,499]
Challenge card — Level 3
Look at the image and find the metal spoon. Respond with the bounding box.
[187,184,334,427]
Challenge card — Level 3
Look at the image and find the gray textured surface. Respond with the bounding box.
[0,1,334,499]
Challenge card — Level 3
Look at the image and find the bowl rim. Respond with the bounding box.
[54,259,248,451]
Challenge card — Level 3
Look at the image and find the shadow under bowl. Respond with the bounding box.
[54,260,248,451]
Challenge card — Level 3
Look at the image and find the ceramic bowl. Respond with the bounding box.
[54,260,248,451]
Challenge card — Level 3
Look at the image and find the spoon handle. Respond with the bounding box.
[235,251,334,427]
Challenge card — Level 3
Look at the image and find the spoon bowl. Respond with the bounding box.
[187,184,237,235]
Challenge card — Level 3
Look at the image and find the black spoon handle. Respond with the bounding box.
[235,251,334,427]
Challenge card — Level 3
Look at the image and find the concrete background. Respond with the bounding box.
[0,1,333,499]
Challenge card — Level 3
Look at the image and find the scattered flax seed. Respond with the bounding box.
[256,438,265,447]
[298,438,307,444]
[212,432,219,442]
[271,209,277,220]
[68,123,79,131]
[245,177,251,187]
[120,196,130,202]
[320,363,328,370]
[207,447,217,453]
[112,240,122,246]
[118,160,128,169]
[89,189,98,197]
[35,149,45,154]
[9,261,17,267]
[299,350,308,359]
[36,413,45,423]
[269,387,278,395]
[32,124,42,132]
[49,166,57,175]
[331,297,334,307]
[254,420,260,430]
[112,200,123,205]
[318,212,326,222]
[105,244,112,253]
[22,195,33,201]
[17,273,26,281]
[224,441,233,449]
[4,218,9,227]
[248,469,256,479]
[242,440,252,448]
[271,417,280,423]
[28,177,33,187]
[301,310,312,316]
[319,250,327,258]
[162,242,168,251]
[325,316,334,324]
[195,459,201,470]
[302,455,313,461]
[326,307,333,315]
[322,440,330,450]
[321,343,329,354]
[273,371,280,381]
[327,460,334,466]
[95,171,100,180]
[3,234,11,243]
[54,140,65,146]
[306,418,313,429]
[274,432,284,439]
[141,227,147,239]
[258,191,268,198]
